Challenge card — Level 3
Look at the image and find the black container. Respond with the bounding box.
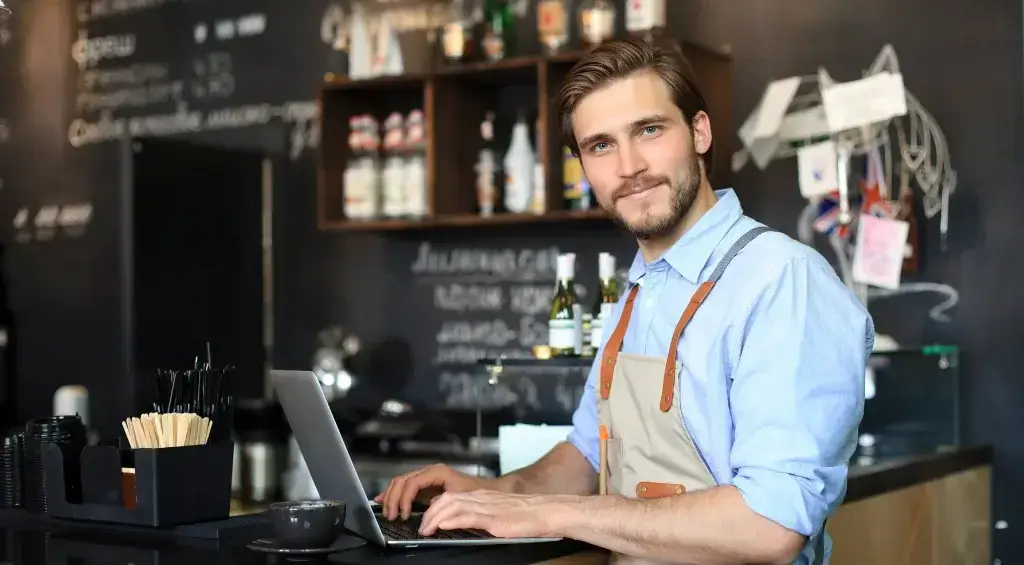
[0,432,23,508]
[23,415,87,513]
[40,441,233,527]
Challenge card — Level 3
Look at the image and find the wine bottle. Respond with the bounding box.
[549,253,582,356]
[590,253,618,349]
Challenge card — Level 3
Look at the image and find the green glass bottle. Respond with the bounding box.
[548,253,582,356]
[481,0,515,61]
[589,253,618,351]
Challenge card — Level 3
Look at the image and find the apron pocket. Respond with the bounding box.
[605,438,621,470]
[603,438,622,494]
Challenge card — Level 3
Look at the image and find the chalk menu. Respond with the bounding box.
[388,230,636,421]
[66,0,328,160]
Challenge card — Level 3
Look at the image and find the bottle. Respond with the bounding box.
[530,117,546,215]
[348,2,372,79]
[362,115,382,219]
[530,162,546,215]
[344,115,380,220]
[476,150,497,216]
[481,0,514,61]
[442,0,474,62]
[476,112,499,216]
[578,0,616,48]
[381,112,406,218]
[625,0,666,43]
[562,146,585,208]
[549,253,582,356]
[537,0,569,54]
[503,112,535,213]
[403,110,428,218]
[590,253,618,350]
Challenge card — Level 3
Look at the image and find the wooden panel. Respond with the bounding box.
[829,466,991,565]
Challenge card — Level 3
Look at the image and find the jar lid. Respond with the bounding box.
[26,415,85,438]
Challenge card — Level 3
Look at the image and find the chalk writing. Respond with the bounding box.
[71,30,136,70]
[508,284,552,315]
[410,242,559,282]
[433,284,504,313]
[80,63,170,90]
[77,81,184,112]
[76,0,178,23]
[438,370,541,410]
[67,100,321,161]
[434,346,532,365]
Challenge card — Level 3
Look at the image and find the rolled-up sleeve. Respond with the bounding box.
[566,359,600,472]
[729,257,873,537]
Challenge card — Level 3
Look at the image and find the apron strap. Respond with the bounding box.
[600,285,640,400]
[659,226,772,411]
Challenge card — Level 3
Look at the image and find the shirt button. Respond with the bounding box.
[645,298,654,307]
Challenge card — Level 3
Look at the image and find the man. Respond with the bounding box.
[378,39,873,565]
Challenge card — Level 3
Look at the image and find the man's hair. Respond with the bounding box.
[557,39,712,175]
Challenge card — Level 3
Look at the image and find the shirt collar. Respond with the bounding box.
[627,188,744,285]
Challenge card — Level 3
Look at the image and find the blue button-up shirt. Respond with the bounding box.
[567,189,874,565]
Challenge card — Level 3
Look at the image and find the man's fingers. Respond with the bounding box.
[383,473,411,520]
[419,491,456,534]
[398,467,444,520]
[420,495,494,535]
[438,512,495,535]
[419,494,465,535]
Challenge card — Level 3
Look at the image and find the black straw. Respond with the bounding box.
[147,344,234,443]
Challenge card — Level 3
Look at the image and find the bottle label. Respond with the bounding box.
[482,30,504,61]
[443,24,465,59]
[590,319,603,348]
[626,0,666,32]
[538,1,567,36]
[580,9,615,44]
[563,148,583,200]
[549,319,578,349]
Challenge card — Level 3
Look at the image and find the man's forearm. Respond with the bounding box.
[549,486,805,565]
[493,442,596,496]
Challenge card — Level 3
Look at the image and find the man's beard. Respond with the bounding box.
[604,149,701,241]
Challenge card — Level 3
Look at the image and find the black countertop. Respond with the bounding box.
[0,527,594,565]
[0,445,993,565]
[844,444,993,502]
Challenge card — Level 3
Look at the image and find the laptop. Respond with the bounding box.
[270,370,562,548]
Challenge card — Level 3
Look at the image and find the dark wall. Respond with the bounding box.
[0,0,1021,559]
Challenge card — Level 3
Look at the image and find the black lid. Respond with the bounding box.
[26,415,85,438]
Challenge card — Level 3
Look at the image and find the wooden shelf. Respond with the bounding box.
[320,209,608,232]
[316,41,734,234]
[322,72,428,91]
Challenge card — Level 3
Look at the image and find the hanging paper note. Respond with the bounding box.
[796,140,838,198]
[852,213,910,290]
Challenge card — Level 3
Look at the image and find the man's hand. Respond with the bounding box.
[374,464,492,521]
[418,490,569,539]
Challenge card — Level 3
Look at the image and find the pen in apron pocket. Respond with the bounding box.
[599,424,609,495]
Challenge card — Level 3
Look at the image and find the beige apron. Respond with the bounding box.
[597,227,823,565]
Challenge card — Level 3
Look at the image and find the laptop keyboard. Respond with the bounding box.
[376,514,491,541]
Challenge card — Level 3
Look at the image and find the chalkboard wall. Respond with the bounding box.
[1,0,1022,559]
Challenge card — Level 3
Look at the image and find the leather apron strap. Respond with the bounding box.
[601,226,772,407]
